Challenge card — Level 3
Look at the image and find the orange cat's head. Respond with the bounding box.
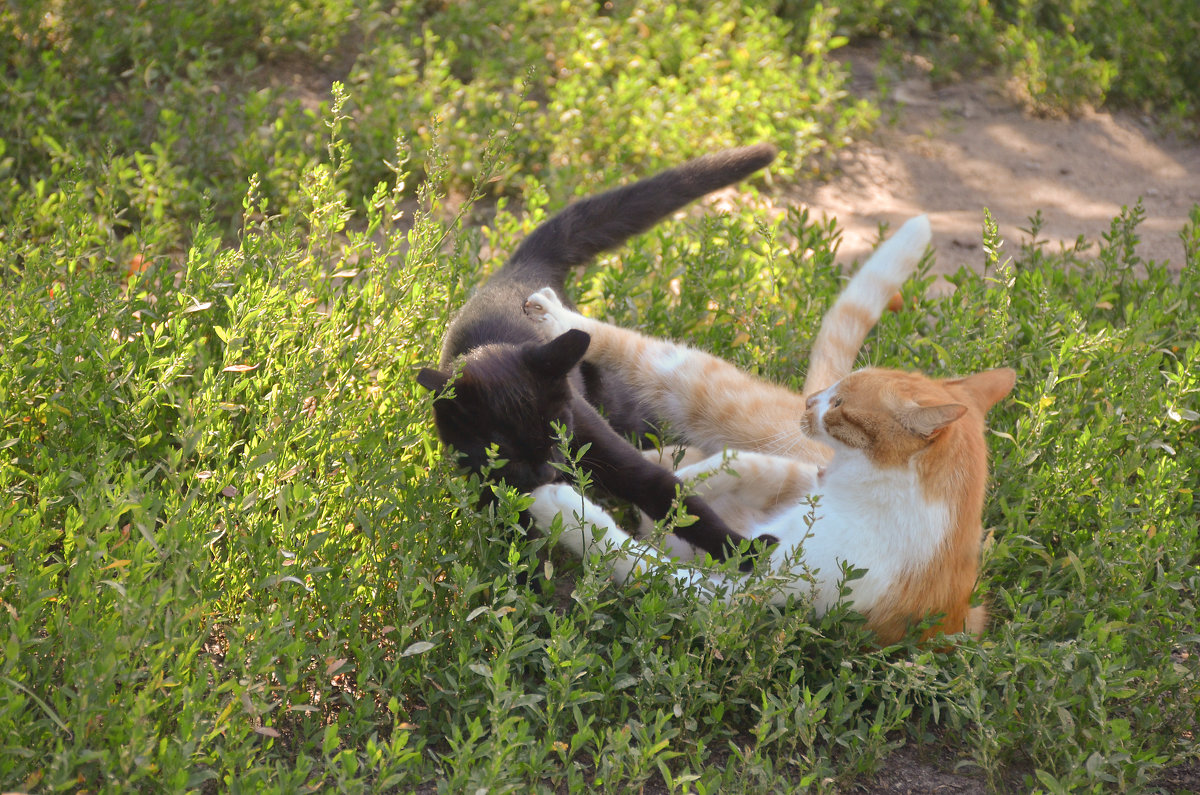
[802,367,1016,470]
[803,366,1015,644]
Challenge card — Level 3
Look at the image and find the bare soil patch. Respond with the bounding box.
[804,49,1200,279]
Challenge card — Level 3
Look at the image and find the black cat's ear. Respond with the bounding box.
[417,368,450,393]
[525,329,590,380]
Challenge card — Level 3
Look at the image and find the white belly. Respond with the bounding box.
[760,452,950,615]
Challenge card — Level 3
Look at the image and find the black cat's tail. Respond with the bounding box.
[504,144,777,280]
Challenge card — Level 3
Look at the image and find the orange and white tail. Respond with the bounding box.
[803,215,931,397]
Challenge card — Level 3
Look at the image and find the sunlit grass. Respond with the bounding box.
[2,2,1198,790]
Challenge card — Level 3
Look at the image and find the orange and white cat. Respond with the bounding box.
[523,216,1016,644]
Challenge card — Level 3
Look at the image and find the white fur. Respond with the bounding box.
[525,287,578,337]
[806,387,833,419]
[758,450,950,613]
[844,214,930,307]
[530,445,951,618]
[763,376,952,612]
[652,348,694,378]
[529,484,724,596]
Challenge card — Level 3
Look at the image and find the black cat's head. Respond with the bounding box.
[417,329,591,493]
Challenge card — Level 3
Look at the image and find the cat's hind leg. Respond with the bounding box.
[641,445,711,470]
[525,288,811,457]
[528,483,640,567]
[647,451,816,551]
[524,287,583,339]
[525,286,691,380]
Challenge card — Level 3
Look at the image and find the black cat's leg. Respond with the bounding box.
[569,399,771,568]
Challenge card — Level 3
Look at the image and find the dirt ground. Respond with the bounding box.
[804,49,1199,283]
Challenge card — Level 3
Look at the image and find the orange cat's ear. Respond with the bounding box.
[946,368,1016,411]
[901,403,967,439]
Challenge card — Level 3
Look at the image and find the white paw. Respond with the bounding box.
[523,287,570,336]
[528,483,578,528]
[529,483,597,558]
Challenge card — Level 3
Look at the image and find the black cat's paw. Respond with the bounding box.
[733,534,779,573]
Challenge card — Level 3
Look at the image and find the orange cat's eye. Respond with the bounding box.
[833,397,843,408]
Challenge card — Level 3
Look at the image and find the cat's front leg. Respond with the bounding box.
[570,398,772,568]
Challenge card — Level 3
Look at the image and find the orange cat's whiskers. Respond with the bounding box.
[740,426,802,455]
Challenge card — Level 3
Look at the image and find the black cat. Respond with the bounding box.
[417,145,777,563]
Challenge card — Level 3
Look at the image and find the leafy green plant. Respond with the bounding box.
[3,0,875,260]
[2,3,1199,791]
[4,119,1199,789]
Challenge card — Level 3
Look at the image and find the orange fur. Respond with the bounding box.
[532,364,1014,647]
[642,450,821,539]
[802,367,1015,643]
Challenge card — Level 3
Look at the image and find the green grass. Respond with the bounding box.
[0,0,873,259]
[2,1,1199,792]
